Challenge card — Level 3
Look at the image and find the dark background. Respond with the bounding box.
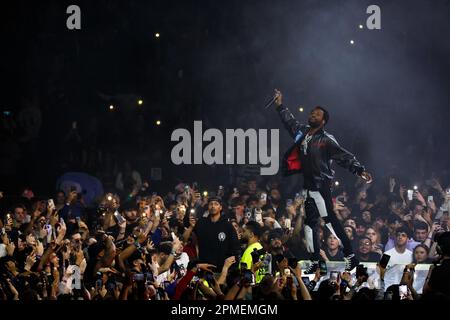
[1,0,449,196]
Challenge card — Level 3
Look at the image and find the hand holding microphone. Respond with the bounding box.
[264,89,283,109]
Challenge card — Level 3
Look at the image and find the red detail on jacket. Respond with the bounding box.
[287,146,302,171]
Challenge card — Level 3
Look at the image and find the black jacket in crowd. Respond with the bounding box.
[277,105,366,190]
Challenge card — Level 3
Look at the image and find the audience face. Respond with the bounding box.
[56,191,65,205]
[365,228,378,245]
[362,211,372,224]
[14,206,27,223]
[247,180,257,193]
[414,227,428,242]
[208,201,222,216]
[326,234,340,251]
[414,246,429,263]
[395,231,408,248]
[344,219,356,229]
[344,226,354,240]
[356,224,367,237]
[358,238,372,255]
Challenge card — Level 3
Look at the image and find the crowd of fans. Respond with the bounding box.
[1,173,449,301]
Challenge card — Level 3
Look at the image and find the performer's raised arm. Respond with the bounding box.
[273,89,308,141]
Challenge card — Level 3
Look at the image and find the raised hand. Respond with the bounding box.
[389,177,396,192]
[361,171,373,184]
[223,256,236,269]
[197,263,216,273]
[274,89,283,107]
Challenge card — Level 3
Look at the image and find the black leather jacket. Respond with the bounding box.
[277,105,366,190]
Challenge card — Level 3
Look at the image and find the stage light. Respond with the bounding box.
[359,24,363,29]
[156,120,161,126]
[155,33,160,38]
[413,185,418,191]
[350,40,355,45]
[138,99,143,105]
[109,105,114,110]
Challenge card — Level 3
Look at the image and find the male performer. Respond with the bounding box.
[273,89,373,272]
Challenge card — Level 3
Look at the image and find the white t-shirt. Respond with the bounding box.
[384,247,413,266]
[175,252,190,277]
[0,243,6,258]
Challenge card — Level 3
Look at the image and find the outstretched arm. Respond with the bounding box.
[327,137,372,183]
[273,89,308,140]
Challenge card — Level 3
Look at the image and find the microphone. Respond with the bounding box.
[264,95,277,109]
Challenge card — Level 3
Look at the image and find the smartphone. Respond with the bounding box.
[407,190,413,201]
[154,210,160,218]
[244,209,252,220]
[301,276,310,286]
[319,261,327,275]
[48,199,55,209]
[260,192,267,201]
[286,199,293,207]
[255,211,263,224]
[428,195,433,203]
[330,271,339,282]
[399,284,408,300]
[114,211,125,224]
[133,273,145,281]
[379,253,391,269]
[76,216,81,224]
[171,232,177,241]
[285,218,291,229]
[233,187,238,194]
[242,270,255,286]
[288,257,298,269]
[72,121,77,129]
[284,268,291,276]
